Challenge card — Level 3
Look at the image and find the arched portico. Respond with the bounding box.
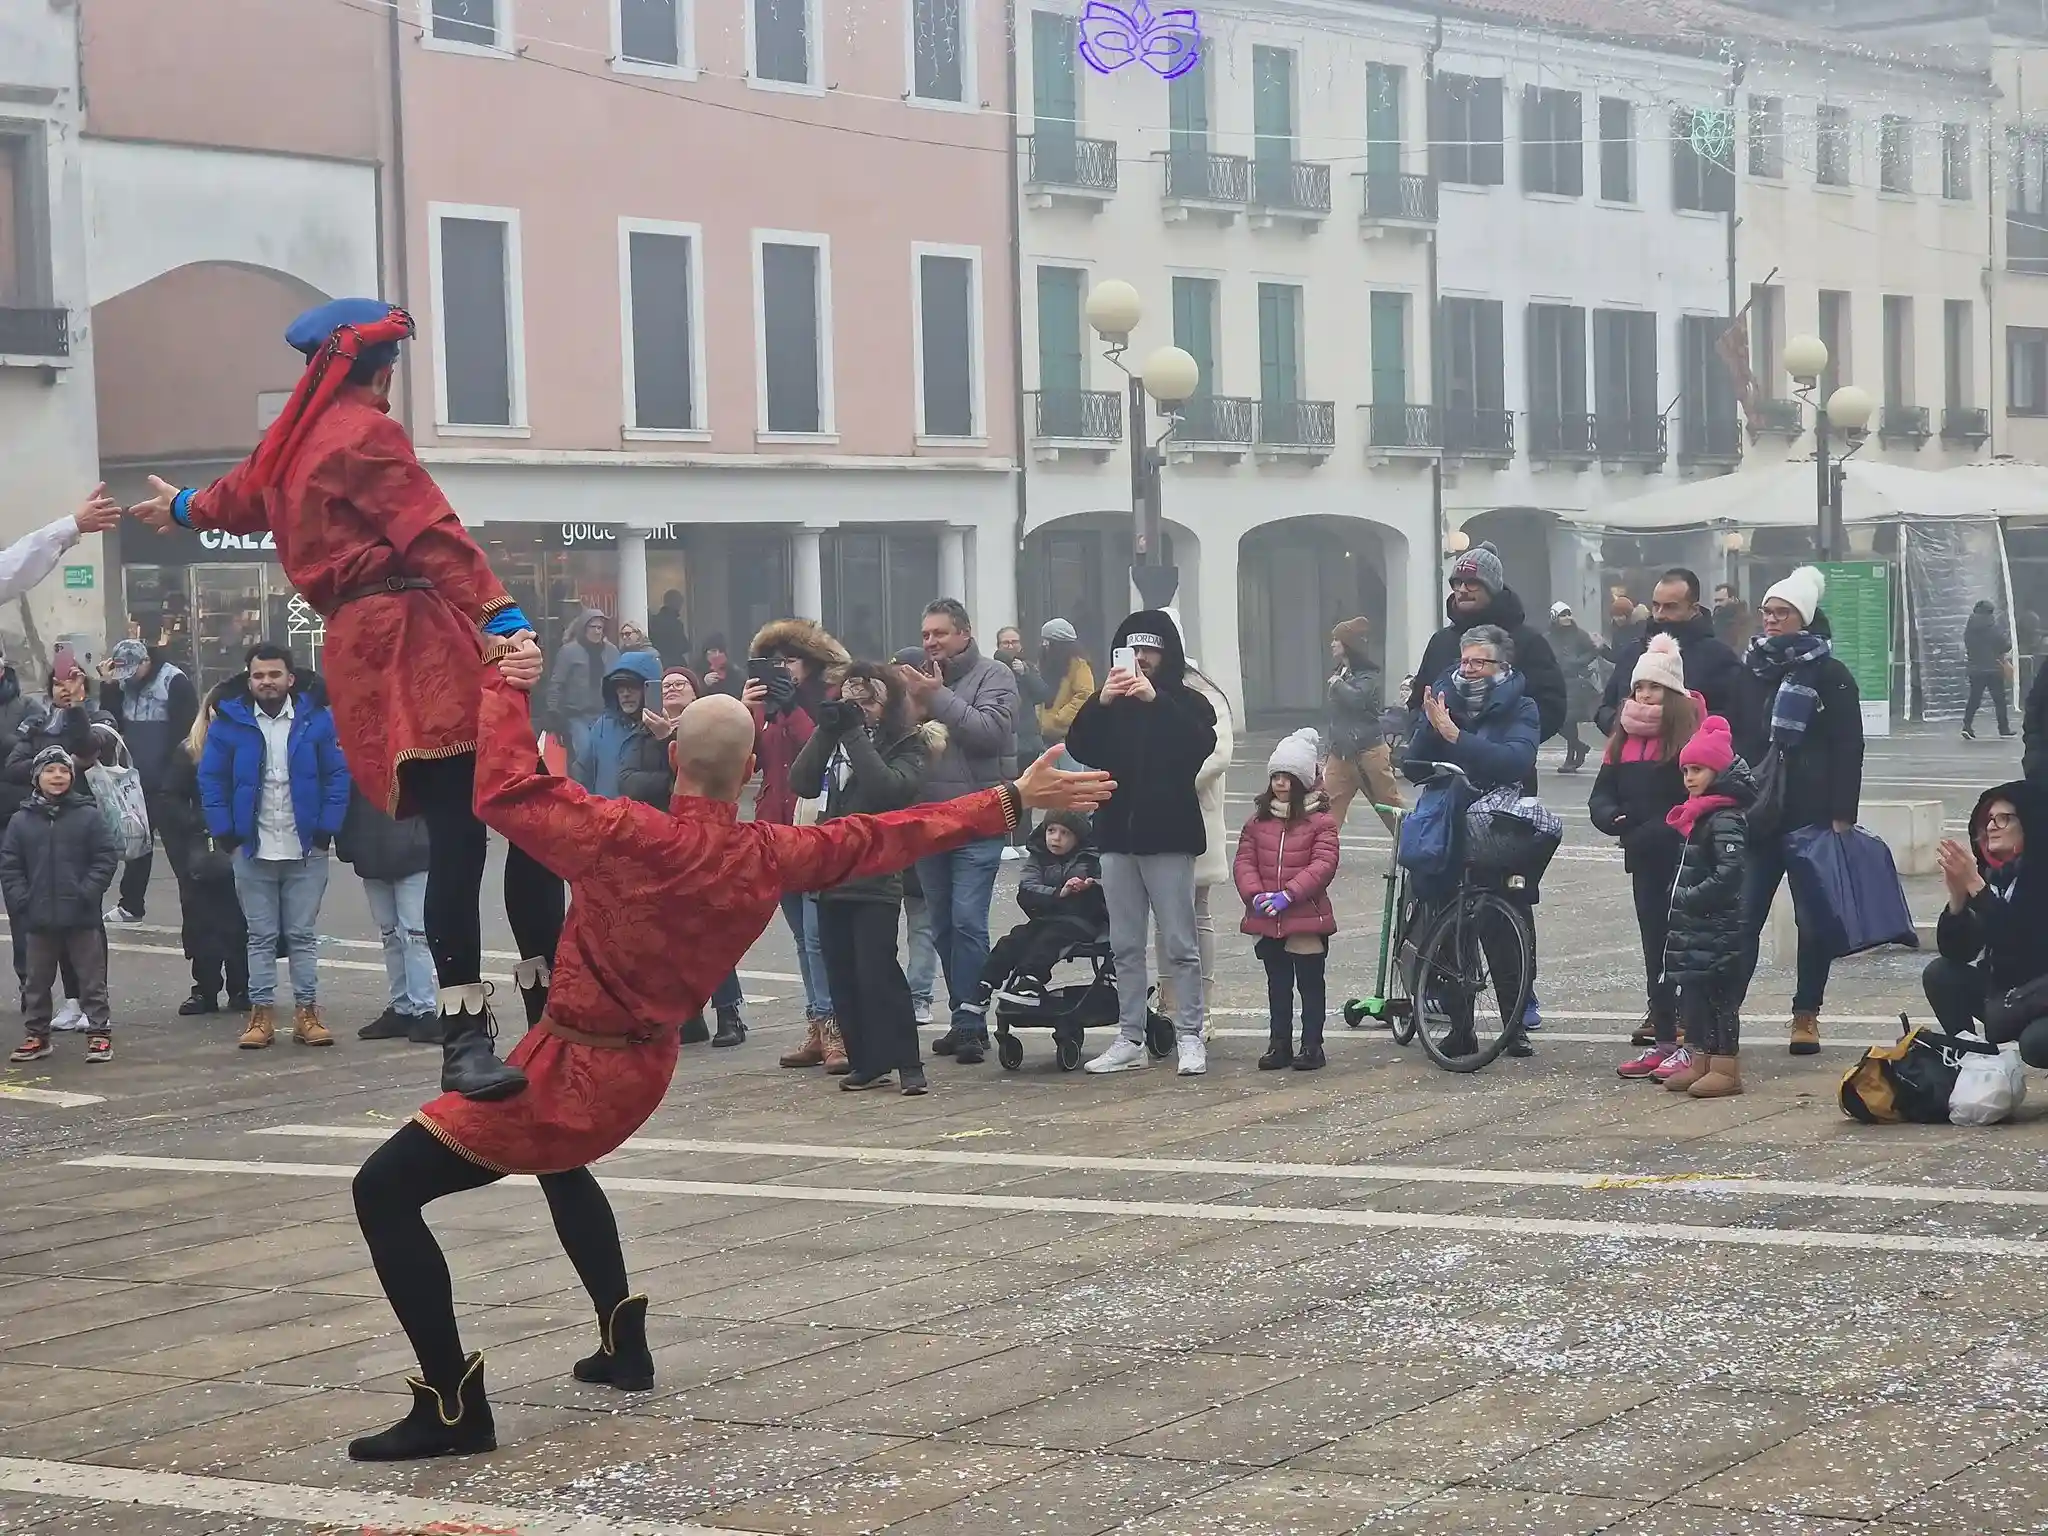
[1019,511,1203,667]
[1237,515,1412,726]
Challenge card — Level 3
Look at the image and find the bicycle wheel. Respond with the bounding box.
[1386,892,1420,1046]
[1410,890,1531,1072]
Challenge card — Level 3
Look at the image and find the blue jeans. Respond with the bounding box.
[1738,831,1829,1013]
[232,849,330,1007]
[363,871,434,1015]
[779,891,832,1020]
[903,894,937,1008]
[915,835,1006,1038]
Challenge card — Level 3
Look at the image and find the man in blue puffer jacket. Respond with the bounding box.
[199,644,351,1051]
[577,651,666,797]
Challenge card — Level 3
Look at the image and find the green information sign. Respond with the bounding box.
[1815,561,1891,739]
[61,565,94,591]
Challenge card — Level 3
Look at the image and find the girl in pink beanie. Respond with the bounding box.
[1657,715,1756,1098]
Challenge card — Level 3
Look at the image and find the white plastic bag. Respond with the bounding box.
[1949,1036,2027,1127]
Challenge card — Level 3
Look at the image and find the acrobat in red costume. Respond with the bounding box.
[129,299,562,1100]
[341,662,1075,1461]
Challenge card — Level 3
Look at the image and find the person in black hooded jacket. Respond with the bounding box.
[1924,779,2048,1062]
[1593,569,1744,740]
[1405,543,1567,757]
[1064,608,1217,1076]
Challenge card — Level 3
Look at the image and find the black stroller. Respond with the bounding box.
[990,938,1176,1071]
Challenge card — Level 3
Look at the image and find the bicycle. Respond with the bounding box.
[1343,762,1539,1073]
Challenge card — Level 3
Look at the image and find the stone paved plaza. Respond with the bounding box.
[3,728,2045,1535]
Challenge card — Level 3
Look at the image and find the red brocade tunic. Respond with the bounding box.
[183,387,515,815]
[415,675,1013,1174]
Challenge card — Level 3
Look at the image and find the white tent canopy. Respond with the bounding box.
[1547,459,2048,532]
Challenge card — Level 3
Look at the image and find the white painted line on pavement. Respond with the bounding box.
[0,1456,740,1536]
[67,1154,2048,1261]
[254,1125,2048,1211]
[0,1084,104,1108]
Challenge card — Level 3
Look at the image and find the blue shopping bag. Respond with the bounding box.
[1785,824,1919,960]
[1398,780,1460,878]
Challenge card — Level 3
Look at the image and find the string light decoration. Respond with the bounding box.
[1688,105,1737,168]
[1077,0,1203,79]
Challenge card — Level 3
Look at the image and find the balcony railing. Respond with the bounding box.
[1942,405,1991,444]
[1751,397,1804,438]
[1358,172,1438,224]
[1021,133,1119,195]
[1251,157,1332,216]
[1174,394,1258,444]
[1678,416,1743,463]
[1596,414,1669,463]
[1163,149,1252,205]
[0,307,69,359]
[1256,398,1337,449]
[1366,402,1442,451]
[1879,403,1931,443]
[1444,407,1515,459]
[1028,388,1122,441]
[1528,411,1596,459]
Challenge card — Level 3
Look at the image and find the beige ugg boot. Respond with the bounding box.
[1688,1054,1745,1098]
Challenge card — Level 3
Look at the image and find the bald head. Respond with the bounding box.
[671,693,757,800]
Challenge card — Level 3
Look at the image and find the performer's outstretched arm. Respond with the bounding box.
[767,792,1013,894]
[180,457,273,537]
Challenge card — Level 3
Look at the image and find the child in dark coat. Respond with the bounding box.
[5,747,118,1063]
[1659,716,1756,1099]
[959,810,1107,1018]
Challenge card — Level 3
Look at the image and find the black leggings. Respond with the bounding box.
[1965,672,2011,733]
[817,900,918,1076]
[1256,936,1327,1047]
[353,1121,629,1390]
[1682,978,1743,1055]
[399,753,564,988]
[1631,861,1679,1035]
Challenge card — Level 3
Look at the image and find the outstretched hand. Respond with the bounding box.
[75,483,123,536]
[1014,745,1114,812]
[127,475,181,533]
[496,636,544,692]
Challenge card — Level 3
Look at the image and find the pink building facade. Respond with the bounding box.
[86,0,1018,686]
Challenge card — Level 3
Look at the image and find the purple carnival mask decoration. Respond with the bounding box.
[1078,0,1202,79]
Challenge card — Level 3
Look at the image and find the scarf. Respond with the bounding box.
[1619,698,1663,738]
[1745,631,1831,744]
[1667,793,1740,840]
[1450,671,1499,718]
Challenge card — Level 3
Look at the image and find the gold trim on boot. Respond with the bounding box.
[821,1018,850,1075]
[780,1018,826,1068]
[293,1003,333,1047]
[1689,1054,1745,1098]
[238,1004,275,1050]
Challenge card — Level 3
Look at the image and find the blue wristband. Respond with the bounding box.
[170,489,196,528]
[482,606,531,638]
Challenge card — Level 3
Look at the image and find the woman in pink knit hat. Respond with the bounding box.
[1657,715,1757,1098]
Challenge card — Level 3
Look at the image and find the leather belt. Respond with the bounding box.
[332,575,435,609]
[537,1014,675,1049]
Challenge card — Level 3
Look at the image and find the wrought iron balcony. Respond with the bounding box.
[1255,399,1336,453]
[1173,394,1258,445]
[1595,414,1669,463]
[1162,149,1252,208]
[1358,172,1438,227]
[1443,407,1515,460]
[1751,397,1804,438]
[1366,402,1442,452]
[1678,416,1743,464]
[0,308,69,359]
[1021,133,1119,201]
[1251,157,1332,220]
[1878,404,1931,444]
[1528,411,1596,460]
[1941,406,1991,445]
[1028,388,1122,442]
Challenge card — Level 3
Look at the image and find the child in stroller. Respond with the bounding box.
[960,810,1107,1018]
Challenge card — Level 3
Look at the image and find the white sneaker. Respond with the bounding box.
[912,1001,934,1026]
[1084,1037,1148,1074]
[104,906,141,924]
[50,998,86,1032]
[1177,1036,1208,1076]
[1000,845,1024,861]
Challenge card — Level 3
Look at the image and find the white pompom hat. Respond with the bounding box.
[1763,565,1826,625]
[1265,727,1321,785]
[1631,633,1687,694]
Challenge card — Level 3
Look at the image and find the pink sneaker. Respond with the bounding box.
[1617,1043,1677,1080]
[1652,1045,1697,1083]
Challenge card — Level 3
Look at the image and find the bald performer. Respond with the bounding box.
[345,638,1115,1463]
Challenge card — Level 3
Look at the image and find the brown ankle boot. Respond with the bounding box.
[779,1019,825,1068]
[821,1018,850,1075]
[238,1004,275,1050]
[293,1004,333,1047]
[1689,1054,1744,1098]
[1789,1012,1821,1056]
[1663,1046,1711,1092]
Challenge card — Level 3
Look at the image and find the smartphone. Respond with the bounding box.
[1111,645,1136,674]
[746,657,779,687]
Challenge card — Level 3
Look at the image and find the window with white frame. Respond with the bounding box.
[2010,327,2048,417]
[618,0,686,69]
[1816,104,1852,187]
[623,224,702,432]
[1598,97,1634,203]
[1879,114,1912,194]
[757,235,830,434]
[753,0,813,85]
[430,0,504,49]
[1942,124,1971,200]
[432,208,523,429]
[1747,95,1783,178]
[910,0,967,103]
[914,248,980,438]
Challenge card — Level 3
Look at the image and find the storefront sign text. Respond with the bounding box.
[198,529,278,552]
[558,522,681,548]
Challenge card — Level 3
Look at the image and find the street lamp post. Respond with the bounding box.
[1783,334,1874,563]
[1085,280,1201,609]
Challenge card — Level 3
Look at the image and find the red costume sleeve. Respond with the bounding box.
[470,673,661,882]
[335,415,514,625]
[768,794,1011,894]
[186,455,274,536]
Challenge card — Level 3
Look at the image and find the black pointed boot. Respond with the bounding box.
[711,1006,747,1047]
[514,956,551,1029]
[437,984,527,1102]
[347,1352,498,1461]
[572,1294,654,1391]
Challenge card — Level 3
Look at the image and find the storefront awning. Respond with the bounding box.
[1548,460,2048,532]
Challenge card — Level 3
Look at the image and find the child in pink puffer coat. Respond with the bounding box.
[1234,728,1341,1072]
